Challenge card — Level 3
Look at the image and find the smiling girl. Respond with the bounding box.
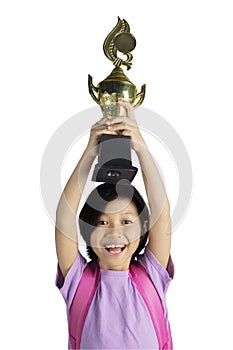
[55,101,174,349]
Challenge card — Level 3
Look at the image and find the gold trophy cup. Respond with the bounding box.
[89,17,146,183]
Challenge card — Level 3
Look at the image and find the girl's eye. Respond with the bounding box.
[98,220,108,226]
[122,220,132,225]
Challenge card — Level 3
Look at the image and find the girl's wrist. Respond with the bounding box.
[85,140,98,158]
[134,140,149,156]
[81,146,97,165]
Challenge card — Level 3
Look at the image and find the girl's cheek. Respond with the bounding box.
[90,231,97,247]
[90,229,105,247]
[126,228,141,242]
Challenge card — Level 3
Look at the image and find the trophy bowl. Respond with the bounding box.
[89,67,145,119]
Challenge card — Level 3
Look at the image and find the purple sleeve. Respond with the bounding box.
[138,246,174,297]
[55,251,87,310]
[138,246,174,323]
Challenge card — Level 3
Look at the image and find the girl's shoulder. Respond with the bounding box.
[56,251,87,307]
[137,246,174,296]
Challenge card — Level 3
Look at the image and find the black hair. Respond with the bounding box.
[79,182,149,262]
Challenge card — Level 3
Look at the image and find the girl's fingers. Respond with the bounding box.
[107,122,136,132]
[91,121,111,133]
[120,130,132,137]
[92,117,108,128]
[117,100,134,119]
[95,129,117,135]
[92,124,106,132]
[107,116,136,128]
[90,102,136,138]
[92,123,118,136]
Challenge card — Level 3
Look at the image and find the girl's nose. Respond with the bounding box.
[106,225,123,237]
[107,220,121,230]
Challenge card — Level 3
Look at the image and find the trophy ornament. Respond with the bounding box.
[103,17,135,70]
[88,17,146,118]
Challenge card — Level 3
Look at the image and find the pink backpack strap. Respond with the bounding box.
[129,261,172,349]
[68,261,100,350]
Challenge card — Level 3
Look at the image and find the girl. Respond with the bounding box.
[55,100,174,349]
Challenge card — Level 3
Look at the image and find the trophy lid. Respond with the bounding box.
[98,67,137,103]
[99,67,135,86]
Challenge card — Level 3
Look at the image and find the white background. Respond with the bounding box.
[1,1,233,349]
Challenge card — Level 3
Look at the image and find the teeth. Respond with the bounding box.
[105,244,125,249]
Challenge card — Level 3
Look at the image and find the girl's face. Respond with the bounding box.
[90,197,142,270]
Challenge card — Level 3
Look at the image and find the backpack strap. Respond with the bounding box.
[68,261,100,350]
[129,261,172,349]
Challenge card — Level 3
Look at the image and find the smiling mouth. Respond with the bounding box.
[104,244,126,254]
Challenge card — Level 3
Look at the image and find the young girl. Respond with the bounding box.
[55,100,174,349]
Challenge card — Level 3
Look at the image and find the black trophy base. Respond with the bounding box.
[91,134,138,184]
[92,164,138,184]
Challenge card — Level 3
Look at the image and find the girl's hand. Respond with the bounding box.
[106,100,147,154]
[86,116,118,157]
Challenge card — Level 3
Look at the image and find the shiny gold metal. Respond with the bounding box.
[103,17,135,70]
[88,17,146,119]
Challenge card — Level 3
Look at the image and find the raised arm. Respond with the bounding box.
[55,117,116,277]
[136,146,171,268]
[107,100,171,268]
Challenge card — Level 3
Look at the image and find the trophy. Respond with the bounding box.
[88,17,146,183]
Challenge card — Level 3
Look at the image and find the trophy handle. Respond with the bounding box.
[88,74,100,104]
[133,84,146,108]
